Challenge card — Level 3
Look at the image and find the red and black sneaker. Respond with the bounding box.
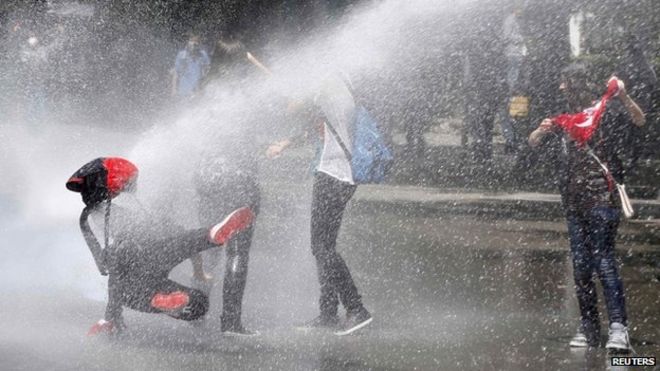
[208,207,255,245]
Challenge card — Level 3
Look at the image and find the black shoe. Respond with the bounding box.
[334,308,373,336]
[222,323,259,337]
[295,314,340,331]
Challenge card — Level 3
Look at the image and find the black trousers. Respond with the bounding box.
[108,228,214,321]
[197,171,260,328]
[311,172,363,316]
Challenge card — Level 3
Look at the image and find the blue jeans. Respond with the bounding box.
[567,207,627,332]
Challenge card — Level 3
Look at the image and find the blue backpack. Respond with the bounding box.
[325,104,394,184]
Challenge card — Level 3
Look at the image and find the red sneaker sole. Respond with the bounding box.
[150,291,189,311]
[209,207,255,245]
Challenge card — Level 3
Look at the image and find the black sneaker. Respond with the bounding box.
[222,323,259,337]
[295,314,340,331]
[334,308,373,336]
[569,322,601,348]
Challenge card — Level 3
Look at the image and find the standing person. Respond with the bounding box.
[190,34,263,336]
[171,34,210,99]
[267,75,373,336]
[528,64,646,351]
[193,151,261,336]
[66,157,256,335]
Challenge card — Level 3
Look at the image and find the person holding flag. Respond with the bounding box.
[528,63,645,351]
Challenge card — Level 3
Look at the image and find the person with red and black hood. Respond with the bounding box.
[67,157,255,335]
[529,63,645,351]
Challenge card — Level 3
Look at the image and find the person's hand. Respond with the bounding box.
[88,319,117,336]
[286,99,305,116]
[266,140,289,159]
[528,118,554,148]
[608,76,626,97]
[538,118,554,134]
[193,271,213,284]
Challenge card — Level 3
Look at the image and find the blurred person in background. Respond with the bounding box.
[171,34,210,99]
[500,4,528,153]
[613,32,657,164]
[462,9,506,162]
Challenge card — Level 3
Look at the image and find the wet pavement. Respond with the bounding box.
[0,184,660,370]
[1,175,659,371]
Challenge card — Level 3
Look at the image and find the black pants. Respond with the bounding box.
[311,172,363,316]
[197,170,260,328]
[108,228,215,321]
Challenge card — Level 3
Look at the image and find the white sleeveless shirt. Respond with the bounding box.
[314,76,356,184]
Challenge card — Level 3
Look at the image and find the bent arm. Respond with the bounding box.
[619,93,646,127]
[80,207,108,275]
[528,119,554,148]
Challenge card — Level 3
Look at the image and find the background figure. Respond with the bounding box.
[206,33,249,86]
[463,11,506,162]
[500,6,528,152]
[614,32,658,162]
[171,34,210,99]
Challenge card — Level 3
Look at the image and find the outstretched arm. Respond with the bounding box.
[528,118,555,148]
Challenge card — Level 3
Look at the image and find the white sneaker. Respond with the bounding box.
[605,322,631,351]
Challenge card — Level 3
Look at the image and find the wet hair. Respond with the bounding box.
[560,62,594,110]
[561,63,589,93]
[560,62,588,81]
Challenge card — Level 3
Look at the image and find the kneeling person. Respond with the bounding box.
[66,157,255,334]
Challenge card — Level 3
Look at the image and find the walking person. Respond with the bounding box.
[267,75,373,336]
[528,64,646,351]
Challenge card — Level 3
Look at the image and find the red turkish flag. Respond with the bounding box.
[552,77,623,146]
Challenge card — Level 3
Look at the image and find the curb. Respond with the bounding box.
[352,185,660,221]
